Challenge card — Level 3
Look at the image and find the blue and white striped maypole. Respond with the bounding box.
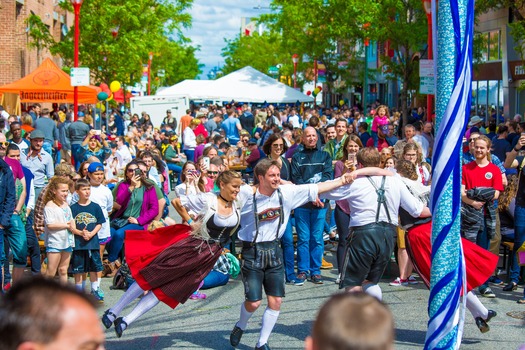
[425,0,474,348]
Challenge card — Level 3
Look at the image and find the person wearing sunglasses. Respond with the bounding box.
[105,160,159,277]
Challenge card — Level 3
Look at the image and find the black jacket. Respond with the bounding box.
[291,147,332,209]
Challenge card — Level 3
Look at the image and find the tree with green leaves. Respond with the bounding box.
[27,0,201,94]
[254,0,428,118]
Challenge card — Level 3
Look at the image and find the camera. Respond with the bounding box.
[134,168,143,176]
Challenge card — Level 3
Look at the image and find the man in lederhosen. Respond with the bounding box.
[230,158,351,350]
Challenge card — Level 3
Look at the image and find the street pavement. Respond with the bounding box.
[99,250,525,350]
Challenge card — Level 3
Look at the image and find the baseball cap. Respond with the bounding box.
[30,129,45,139]
[88,162,105,173]
[78,111,85,117]
[166,109,172,114]
[248,138,258,145]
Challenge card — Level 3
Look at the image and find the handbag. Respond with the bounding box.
[517,241,525,267]
[111,217,129,230]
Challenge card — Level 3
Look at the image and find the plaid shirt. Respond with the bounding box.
[213,254,230,275]
[33,185,48,237]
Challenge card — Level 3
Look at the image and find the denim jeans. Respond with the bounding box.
[280,218,296,281]
[202,270,229,289]
[184,150,195,163]
[71,143,82,171]
[294,207,327,276]
[476,225,490,291]
[25,211,41,274]
[5,215,28,268]
[107,223,144,263]
[510,205,525,283]
[0,228,4,284]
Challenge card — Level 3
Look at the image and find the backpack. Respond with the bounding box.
[111,260,135,290]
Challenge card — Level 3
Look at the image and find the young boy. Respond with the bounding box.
[70,178,106,301]
[85,163,114,279]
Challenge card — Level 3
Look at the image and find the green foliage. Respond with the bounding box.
[221,32,289,77]
[25,14,55,64]
[26,0,201,92]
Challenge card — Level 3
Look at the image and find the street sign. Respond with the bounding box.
[70,67,90,86]
[420,76,435,94]
[420,59,434,77]
[268,66,279,75]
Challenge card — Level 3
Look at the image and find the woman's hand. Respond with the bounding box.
[130,174,141,188]
[128,217,139,225]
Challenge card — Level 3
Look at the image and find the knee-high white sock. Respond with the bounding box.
[109,282,145,320]
[122,292,160,327]
[363,284,383,301]
[466,291,488,319]
[236,302,254,330]
[257,307,280,347]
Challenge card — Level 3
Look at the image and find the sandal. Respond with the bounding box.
[189,291,207,300]
[517,299,525,304]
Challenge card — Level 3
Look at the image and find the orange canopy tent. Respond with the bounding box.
[0,58,100,104]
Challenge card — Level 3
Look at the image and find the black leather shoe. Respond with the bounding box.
[114,317,128,338]
[102,309,116,329]
[502,282,518,291]
[230,325,244,347]
[475,317,489,333]
[255,343,271,350]
[486,310,497,323]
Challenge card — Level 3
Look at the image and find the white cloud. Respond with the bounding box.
[182,0,272,79]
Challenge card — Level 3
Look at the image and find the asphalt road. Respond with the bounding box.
[98,250,525,350]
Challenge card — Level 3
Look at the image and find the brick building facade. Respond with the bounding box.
[0,0,71,86]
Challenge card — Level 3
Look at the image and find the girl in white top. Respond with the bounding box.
[172,162,202,219]
[43,176,75,283]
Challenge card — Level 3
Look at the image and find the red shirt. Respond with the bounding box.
[366,137,389,152]
[462,161,503,192]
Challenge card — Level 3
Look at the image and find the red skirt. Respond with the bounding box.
[126,225,221,308]
[405,221,498,292]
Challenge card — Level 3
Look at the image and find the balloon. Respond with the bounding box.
[110,81,121,93]
[317,86,323,91]
[107,93,113,102]
[306,91,311,96]
[100,83,111,94]
[95,102,106,112]
[339,100,345,106]
[97,91,109,101]
[314,87,320,95]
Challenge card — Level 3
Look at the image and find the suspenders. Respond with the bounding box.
[366,176,392,224]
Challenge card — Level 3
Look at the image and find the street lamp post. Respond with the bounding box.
[423,0,434,119]
[71,0,83,121]
[292,53,299,89]
[147,52,153,95]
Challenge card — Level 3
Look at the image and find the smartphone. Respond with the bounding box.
[202,157,210,170]
[348,154,356,163]
[134,168,142,176]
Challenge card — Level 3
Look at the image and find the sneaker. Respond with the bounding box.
[189,291,207,300]
[407,276,418,285]
[489,276,504,286]
[479,287,496,298]
[321,258,333,270]
[286,278,305,286]
[310,274,324,284]
[389,277,408,286]
[255,343,271,350]
[296,272,307,284]
[91,288,104,303]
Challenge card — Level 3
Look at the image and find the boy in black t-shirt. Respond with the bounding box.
[70,179,106,301]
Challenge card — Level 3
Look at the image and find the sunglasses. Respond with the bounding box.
[126,168,138,173]
[0,142,9,148]
[208,171,219,175]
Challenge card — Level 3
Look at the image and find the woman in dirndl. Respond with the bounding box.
[396,160,499,333]
[101,170,243,338]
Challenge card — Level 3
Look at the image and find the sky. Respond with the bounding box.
[182,0,273,79]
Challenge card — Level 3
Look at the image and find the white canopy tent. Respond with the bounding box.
[211,66,313,103]
[156,66,313,104]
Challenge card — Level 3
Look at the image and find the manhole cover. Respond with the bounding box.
[506,311,525,320]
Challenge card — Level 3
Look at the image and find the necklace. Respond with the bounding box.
[219,194,232,208]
